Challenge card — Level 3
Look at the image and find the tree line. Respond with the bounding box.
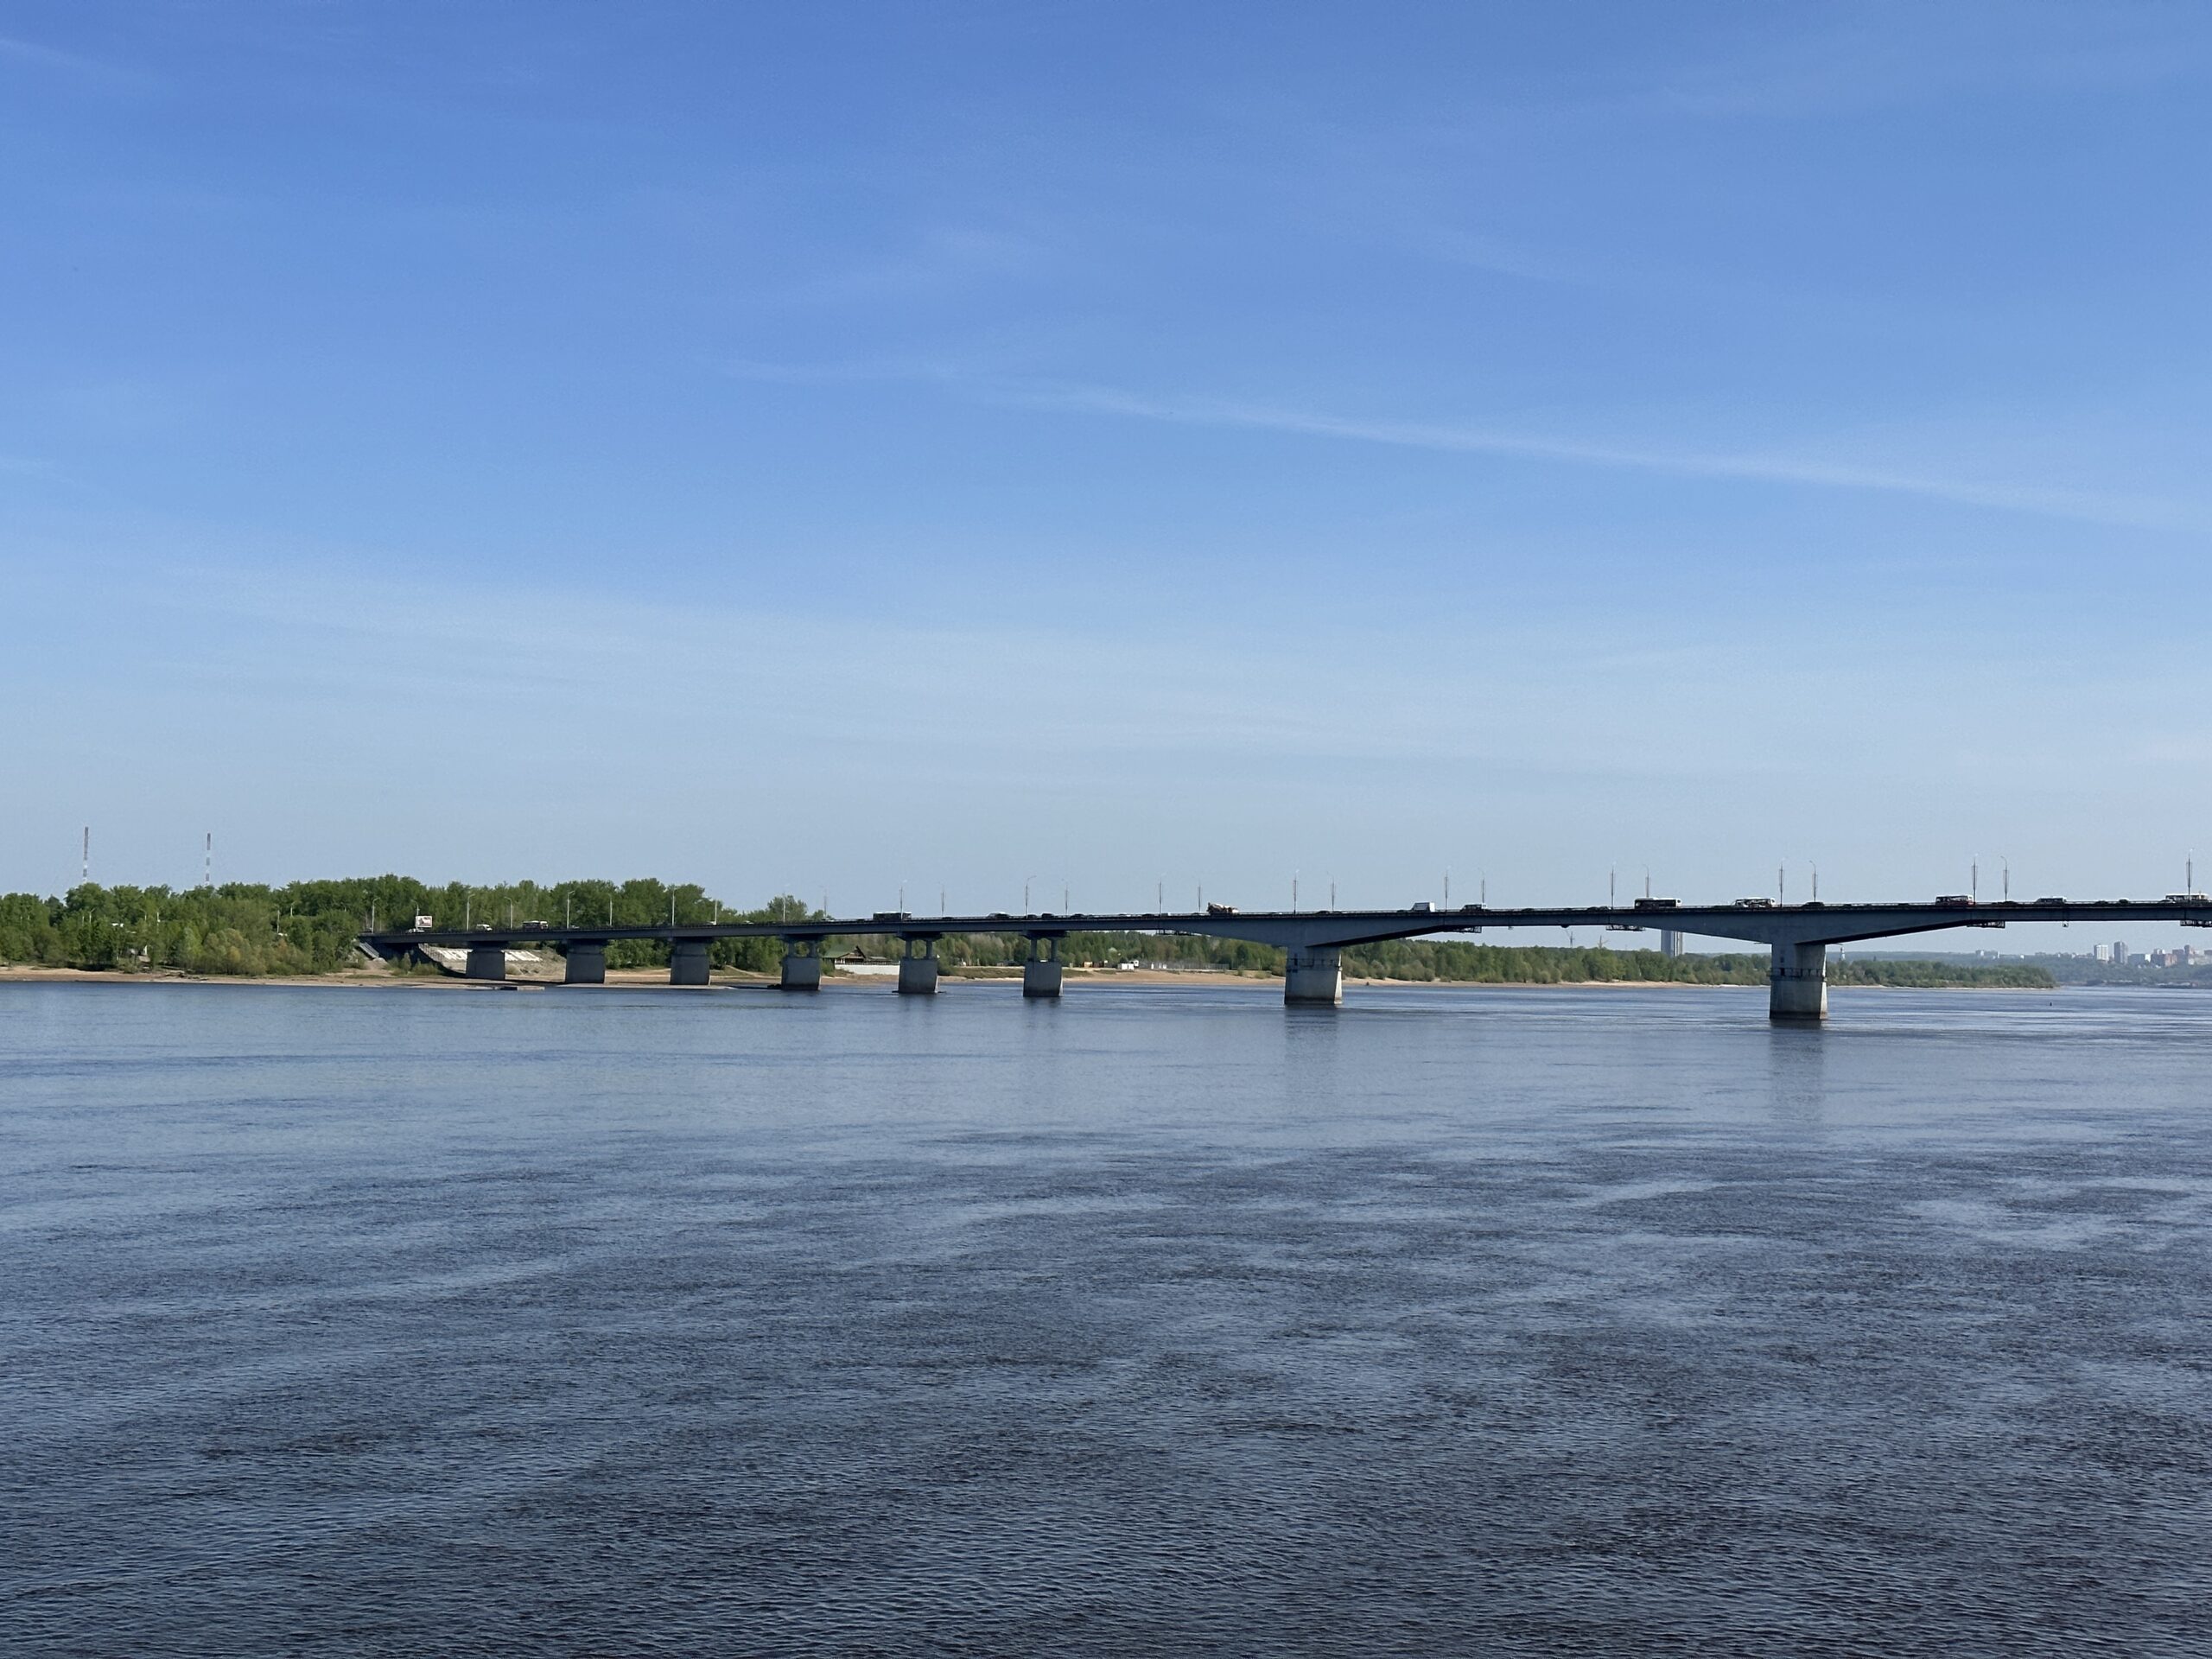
[0,879,2053,988]
[926,934,2048,987]
[0,878,817,976]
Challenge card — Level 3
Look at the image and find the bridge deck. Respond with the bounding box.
[362,897,2212,955]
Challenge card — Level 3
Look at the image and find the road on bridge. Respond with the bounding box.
[359,893,2212,1020]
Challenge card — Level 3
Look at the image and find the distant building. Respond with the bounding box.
[2113,940,2130,966]
[1660,930,1682,957]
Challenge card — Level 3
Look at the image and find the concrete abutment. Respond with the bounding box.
[562,940,607,984]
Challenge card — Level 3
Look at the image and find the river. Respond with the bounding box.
[3,982,2207,1655]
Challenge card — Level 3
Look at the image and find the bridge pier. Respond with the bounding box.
[465,941,505,981]
[1769,941,1827,1022]
[563,939,607,984]
[779,938,823,990]
[670,938,713,987]
[1284,944,1343,1006]
[898,937,939,995]
[1023,935,1063,999]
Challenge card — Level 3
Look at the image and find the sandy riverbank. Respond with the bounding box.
[0,963,1283,990]
[0,964,2041,993]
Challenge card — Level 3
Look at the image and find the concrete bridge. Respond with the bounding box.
[359,894,2212,1020]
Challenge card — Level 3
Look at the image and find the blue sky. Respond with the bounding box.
[4,3,2210,937]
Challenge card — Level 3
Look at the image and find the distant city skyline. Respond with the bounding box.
[6,4,2212,944]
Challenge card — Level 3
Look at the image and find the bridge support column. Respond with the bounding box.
[1023,936,1063,999]
[779,938,823,991]
[670,938,713,987]
[1769,941,1827,1022]
[1284,944,1343,1006]
[898,937,939,995]
[465,941,506,981]
[563,940,607,984]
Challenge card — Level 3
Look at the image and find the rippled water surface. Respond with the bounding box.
[3,981,2210,1656]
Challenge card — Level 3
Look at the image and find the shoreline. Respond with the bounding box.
[0,964,2060,993]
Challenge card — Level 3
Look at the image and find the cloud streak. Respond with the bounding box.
[723,358,2202,532]
[1009,382,2200,531]
[0,30,149,89]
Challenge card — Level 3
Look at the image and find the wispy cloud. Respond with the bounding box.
[764,227,1051,308]
[1008,383,2201,531]
[23,548,1914,784]
[721,358,2202,532]
[0,30,149,89]
[1635,5,2206,119]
